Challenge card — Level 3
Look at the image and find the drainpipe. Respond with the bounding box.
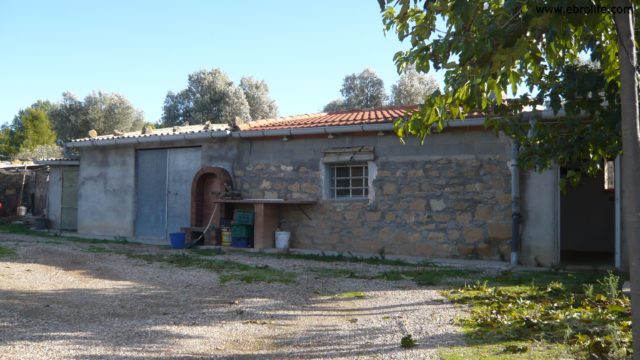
[510,141,521,266]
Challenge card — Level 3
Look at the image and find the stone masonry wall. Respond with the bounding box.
[233,152,512,260]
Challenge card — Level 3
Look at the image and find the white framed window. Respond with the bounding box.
[329,163,369,199]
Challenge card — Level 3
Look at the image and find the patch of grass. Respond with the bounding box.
[438,341,572,359]
[124,252,295,284]
[309,267,361,278]
[443,271,632,359]
[335,291,366,299]
[253,251,421,267]
[377,268,479,285]
[0,245,16,258]
[400,334,417,349]
[188,248,224,257]
[85,245,113,254]
[0,220,142,246]
[481,269,609,290]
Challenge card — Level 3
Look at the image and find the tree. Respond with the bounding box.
[17,108,56,152]
[324,68,388,111]
[162,69,278,126]
[0,102,57,159]
[381,0,638,353]
[15,144,63,161]
[240,77,278,120]
[0,126,19,159]
[49,91,144,140]
[341,68,388,110]
[82,92,145,136]
[390,64,438,105]
[323,99,347,112]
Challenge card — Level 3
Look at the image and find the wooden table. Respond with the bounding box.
[213,199,316,249]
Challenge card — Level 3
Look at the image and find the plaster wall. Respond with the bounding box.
[70,129,566,263]
[520,168,560,267]
[77,146,136,237]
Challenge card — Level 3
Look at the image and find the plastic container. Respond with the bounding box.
[231,224,253,237]
[17,206,27,216]
[221,230,232,246]
[233,210,255,225]
[231,237,250,248]
[169,232,186,249]
[275,231,291,249]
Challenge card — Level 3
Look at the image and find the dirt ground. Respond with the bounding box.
[0,233,465,359]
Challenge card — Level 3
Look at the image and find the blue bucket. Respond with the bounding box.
[170,232,186,249]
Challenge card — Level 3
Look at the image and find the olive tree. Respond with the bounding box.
[381,0,638,353]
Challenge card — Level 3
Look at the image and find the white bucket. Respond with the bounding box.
[275,231,290,249]
[17,206,27,217]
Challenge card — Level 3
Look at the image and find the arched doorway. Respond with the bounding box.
[190,167,233,243]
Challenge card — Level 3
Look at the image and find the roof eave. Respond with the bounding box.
[66,130,231,148]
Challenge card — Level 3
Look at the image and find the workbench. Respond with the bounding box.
[213,199,316,249]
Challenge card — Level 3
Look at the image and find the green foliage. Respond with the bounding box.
[391,64,439,105]
[400,334,417,349]
[15,144,63,161]
[239,76,278,120]
[381,0,624,180]
[17,108,56,152]
[444,272,632,359]
[162,69,278,126]
[0,126,19,158]
[501,344,528,354]
[323,98,347,112]
[1,101,58,159]
[324,68,388,111]
[48,91,145,141]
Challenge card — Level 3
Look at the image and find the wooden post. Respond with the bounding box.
[253,203,279,249]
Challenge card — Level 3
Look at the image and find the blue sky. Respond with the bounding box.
[0,1,444,126]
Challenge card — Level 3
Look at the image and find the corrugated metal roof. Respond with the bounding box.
[69,123,230,143]
[34,157,80,165]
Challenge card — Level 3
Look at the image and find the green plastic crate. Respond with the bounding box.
[231,224,253,238]
[233,210,255,225]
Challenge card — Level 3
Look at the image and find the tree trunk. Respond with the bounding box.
[614,1,640,357]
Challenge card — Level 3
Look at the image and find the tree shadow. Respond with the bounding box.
[0,236,467,358]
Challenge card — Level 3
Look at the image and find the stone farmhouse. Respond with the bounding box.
[38,105,620,269]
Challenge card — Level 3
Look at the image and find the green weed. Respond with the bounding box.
[378,268,478,285]
[252,251,417,267]
[444,272,632,359]
[335,291,366,299]
[0,220,143,246]
[400,334,417,349]
[309,267,360,278]
[0,245,16,258]
[124,252,295,284]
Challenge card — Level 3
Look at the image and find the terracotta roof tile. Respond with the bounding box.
[242,105,418,131]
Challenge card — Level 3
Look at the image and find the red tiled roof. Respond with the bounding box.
[239,105,418,131]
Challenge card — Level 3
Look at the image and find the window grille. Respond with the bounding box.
[330,163,368,199]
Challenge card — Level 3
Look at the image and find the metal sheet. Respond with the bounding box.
[166,147,201,238]
[135,149,167,241]
[60,167,78,230]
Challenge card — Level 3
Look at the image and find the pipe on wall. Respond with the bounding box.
[510,141,521,266]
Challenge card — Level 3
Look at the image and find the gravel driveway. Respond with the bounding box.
[0,233,465,359]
